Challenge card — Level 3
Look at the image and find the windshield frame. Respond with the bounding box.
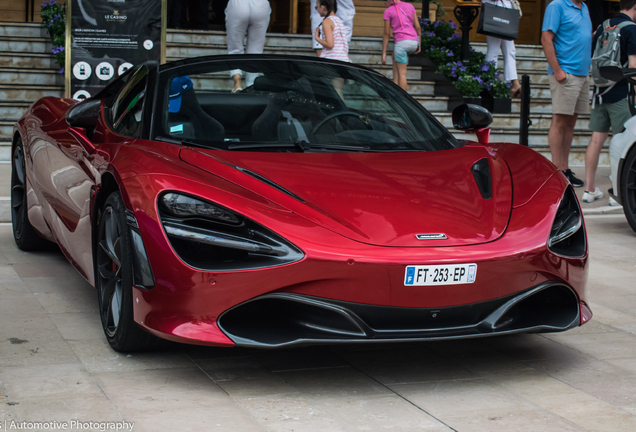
[150,55,460,153]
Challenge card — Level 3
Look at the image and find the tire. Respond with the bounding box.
[11,137,44,250]
[621,147,636,233]
[96,192,160,352]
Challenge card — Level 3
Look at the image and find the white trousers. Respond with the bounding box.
[225,0,271,86]
[310,2,354,50]
[486,36,518,81]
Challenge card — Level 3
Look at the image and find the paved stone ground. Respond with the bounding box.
[0,213,635,432]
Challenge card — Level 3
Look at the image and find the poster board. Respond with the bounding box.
[65,0,166,100]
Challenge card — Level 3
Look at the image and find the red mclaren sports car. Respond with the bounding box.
[12,55,591,351]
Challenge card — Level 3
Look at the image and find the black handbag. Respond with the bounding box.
[477,1,520,41]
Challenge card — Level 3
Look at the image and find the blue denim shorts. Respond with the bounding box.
[394,39,419,64]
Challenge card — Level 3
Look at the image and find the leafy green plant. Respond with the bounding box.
[453,75,483,98]
[41,0,66,73]
[418,19,511,99]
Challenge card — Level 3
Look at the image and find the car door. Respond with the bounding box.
[45,66,149,283]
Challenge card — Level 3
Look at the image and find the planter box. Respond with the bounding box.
[480,91,512,114]
[492,97,512,114]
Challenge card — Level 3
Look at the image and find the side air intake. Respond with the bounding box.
[472,158,492,199]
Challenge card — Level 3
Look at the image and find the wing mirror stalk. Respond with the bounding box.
[69,126,109,159]
[452,104,494,144]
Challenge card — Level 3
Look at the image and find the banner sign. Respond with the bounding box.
[67,0,163,101]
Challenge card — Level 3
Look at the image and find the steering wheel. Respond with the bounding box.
[310,111,373,137]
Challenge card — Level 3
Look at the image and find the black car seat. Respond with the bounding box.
[167,88,225,142]
[251,75,321,143]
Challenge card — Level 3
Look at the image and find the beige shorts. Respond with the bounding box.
[548,73,590,115]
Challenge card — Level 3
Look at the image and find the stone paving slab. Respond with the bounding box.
[0,213,635,431]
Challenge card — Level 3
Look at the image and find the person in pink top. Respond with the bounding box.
[382,0,421,91]
[314,0,351,63]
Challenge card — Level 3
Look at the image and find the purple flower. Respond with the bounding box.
[53,14,60,20]
[430,45,436,51]
[506,82,512,88]
[486,84,492,91]
[460,66,466,72]
[447,50,454,57]
[59,68,64,74]
[451,71,457,78]
[42,1,47,8]
[449,21,458,30]
[48,0,56,5]
[433,21,440,27]
[475,76,483,84]
[451,33,461,40]
[481,64,489,72]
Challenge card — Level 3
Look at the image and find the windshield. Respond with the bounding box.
[154,58,459,152]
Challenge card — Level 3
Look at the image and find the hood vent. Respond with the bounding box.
[236,166,306,203]
[472,158,492,199]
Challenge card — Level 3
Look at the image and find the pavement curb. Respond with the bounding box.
[582,205,624,215]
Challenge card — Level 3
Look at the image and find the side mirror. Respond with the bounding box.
[66,99,101,129]
[452,104,493,130]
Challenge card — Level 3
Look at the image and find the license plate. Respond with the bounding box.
[404,264,477,286]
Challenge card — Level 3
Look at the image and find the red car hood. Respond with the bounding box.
[180,145,513,247]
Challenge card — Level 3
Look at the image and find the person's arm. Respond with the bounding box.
[413,11,421,54]
[629,54,636,68]
[318,18,335,49]
[382,20,391,65]
[314,19,334,49]
[541,30,567,83]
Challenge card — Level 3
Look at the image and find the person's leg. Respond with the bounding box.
[501,39,520,96]
[396,63,408,90]
[225,0,250,91]
[485,36,501,65]
[244,0,271,87]
[549,113,578,170]
[585,102,612,192]
[585,132,608,192]
[392,52,399,86]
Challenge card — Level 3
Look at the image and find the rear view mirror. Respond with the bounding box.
[452,104,493,130]
[66,99,101,129]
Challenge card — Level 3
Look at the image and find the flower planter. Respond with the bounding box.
[492,97,512,114]
[479,92,512,114]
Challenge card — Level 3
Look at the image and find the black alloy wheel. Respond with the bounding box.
[11,138,43,250]
[96,192,159,352]
[621,147,636,233]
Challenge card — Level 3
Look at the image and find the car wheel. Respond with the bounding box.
[621,147,636,233]
[96,192,159,352]
[11,137,44,250]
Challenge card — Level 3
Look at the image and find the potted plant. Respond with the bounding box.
[420,19,512,113]
[41,0,66,73]
[454,75,483,105]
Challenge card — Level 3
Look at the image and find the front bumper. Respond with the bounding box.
[219,282,581,348]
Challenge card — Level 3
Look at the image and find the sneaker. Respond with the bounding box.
[582,187,603,203]
[609,196,621,206]
[563,169,584,187]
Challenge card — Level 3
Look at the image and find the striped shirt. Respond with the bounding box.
[320,15,351,62]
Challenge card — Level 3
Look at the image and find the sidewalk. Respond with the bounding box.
[0,162,622,223]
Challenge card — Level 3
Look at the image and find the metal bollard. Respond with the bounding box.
[519,74,532,147]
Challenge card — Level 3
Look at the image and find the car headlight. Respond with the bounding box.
[158,192,304,271]
[548,186,586,257]
[162,192,241,224]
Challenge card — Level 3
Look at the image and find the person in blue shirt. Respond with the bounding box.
[583,0,636,204]
[541,0,592,187]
